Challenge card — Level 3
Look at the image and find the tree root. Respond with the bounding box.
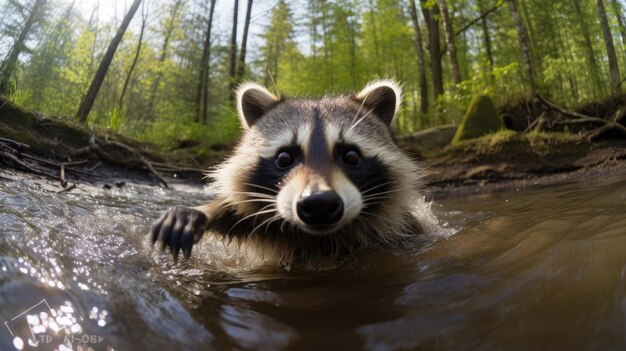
[86,136,168,188]
[587,123,626,141]
[0,134,170,189]
[0,136,30,150]
[535,94,609,124]
[0,149,50,177]
[535,94,626,141]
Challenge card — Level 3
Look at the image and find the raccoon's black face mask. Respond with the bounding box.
[215,80,415,236]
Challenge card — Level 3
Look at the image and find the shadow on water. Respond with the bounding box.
[0,175,625,350]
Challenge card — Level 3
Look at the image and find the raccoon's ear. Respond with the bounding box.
[353,79,403,126]
[236,82,280,128]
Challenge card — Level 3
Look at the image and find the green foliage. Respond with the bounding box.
[0,0,624,153]
[6,80,31,106]
[106,107,126,133]
[451,95,505,144]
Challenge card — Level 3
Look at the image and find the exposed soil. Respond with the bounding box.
[422,132,626,199]
[0,97,216,190]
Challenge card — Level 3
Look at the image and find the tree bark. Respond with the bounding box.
[147,0,183,116]
[420,0,444,99]
[0,0,47,93]
[596,0,621,93]
[229,0,239,92]
[609,0,626,55]
[507,0,537,90]
[237,0,253,79]
[481,15,494,69]
[118,3,147,110]
[437,0,461,84]
[408,0,428,114]
[76,0,141,123]
[367,0,382,76]
[573,0,602,96]
[196,0,217,123]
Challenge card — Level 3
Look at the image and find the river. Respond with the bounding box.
[0,174,625,350]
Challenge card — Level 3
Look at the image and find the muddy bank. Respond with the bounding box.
[419,132,626,199]
[0,98,217,191]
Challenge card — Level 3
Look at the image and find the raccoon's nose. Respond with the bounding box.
[297,190,344,226]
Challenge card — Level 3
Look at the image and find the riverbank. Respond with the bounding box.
[415,132,626,198]
[1,97,625,198]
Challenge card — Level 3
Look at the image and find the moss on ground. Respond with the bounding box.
[451,95,505,144]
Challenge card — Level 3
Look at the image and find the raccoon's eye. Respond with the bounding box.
[342,149,361,167]
[275,151,294,168]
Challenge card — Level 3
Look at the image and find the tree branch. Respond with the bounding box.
[455,4,503,37]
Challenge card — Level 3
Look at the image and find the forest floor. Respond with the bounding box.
[1,97,625,198]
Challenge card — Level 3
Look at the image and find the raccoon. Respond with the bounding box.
[151,79,425,263]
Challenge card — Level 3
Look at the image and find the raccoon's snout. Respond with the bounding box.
[296,190,344,226]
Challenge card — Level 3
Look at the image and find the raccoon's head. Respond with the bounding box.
[213,80,421,242]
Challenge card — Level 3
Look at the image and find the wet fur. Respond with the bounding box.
[152,80,425,264]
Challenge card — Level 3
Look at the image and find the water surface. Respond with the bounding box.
[0,175,625,350]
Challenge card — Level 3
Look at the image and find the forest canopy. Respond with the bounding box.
[1,0,625,148]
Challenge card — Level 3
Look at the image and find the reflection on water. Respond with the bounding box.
[0,175,625,350]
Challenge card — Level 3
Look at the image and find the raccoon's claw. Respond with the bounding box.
[151,206,208,260]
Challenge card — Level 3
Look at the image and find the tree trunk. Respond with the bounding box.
[308,0,318,58]
[482,16,495,72]
[320,0,334,87]
[408,0,428,114]
[573,0,602,96]
[76,0,141,123]
[348,13,357,87]
[148,0,183,115]
[507,0,536,90]
[196,0,217,124]
[421,0,444,99]
[437,0,461,84]
[596,0,621,93]
[367,0,382,76]
[237,0,253,79]
[610,0,626,55]
[476,2,494,74]
[118,3,147,110]
[0,0,47,93]
[229,0,239,92]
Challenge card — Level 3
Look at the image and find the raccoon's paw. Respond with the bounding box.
[151,206,208,260]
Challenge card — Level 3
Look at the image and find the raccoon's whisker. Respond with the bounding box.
[244,183,279,194]
[360,211,388,222]
[362,189,404,199]
[237,199,277,204]
[363,201,387,209]
[264,215,282,235]
[251,215,280,235]
[231,191,276,199]
[280,220,288,233]
[348,108,374,132]
[219,104,239,117]
[227,206,276,234]
[361,181,394,195]
[350,92,370,128]
[363,197,390,205]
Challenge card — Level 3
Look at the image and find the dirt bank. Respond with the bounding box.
[420,131,626,199]
[0,97,214,190]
